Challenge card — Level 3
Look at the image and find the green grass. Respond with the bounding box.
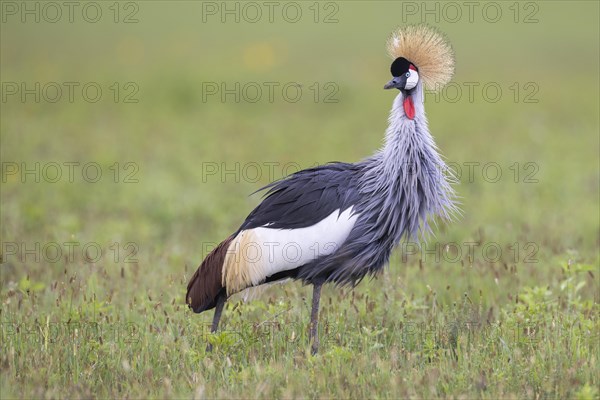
[1,1,599,398]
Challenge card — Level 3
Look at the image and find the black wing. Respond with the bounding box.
[239,162,361,231]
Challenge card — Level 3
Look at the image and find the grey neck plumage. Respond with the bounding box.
[358,81,457,246]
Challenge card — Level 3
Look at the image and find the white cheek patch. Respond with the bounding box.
[405,71,419,90]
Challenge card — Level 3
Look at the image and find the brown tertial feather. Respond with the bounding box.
[186,235,234,313]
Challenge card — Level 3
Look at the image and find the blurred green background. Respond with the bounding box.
[1,1,599,398]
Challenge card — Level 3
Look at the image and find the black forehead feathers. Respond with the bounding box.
[390,57,418,77]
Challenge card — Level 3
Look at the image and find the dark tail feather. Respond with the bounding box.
[186,235,234,313]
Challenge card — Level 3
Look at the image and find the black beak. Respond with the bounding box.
[383,75,407,90]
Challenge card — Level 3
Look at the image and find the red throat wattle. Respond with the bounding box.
[403,95,415,120]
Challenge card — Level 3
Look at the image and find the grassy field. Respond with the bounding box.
[1,1,599,398]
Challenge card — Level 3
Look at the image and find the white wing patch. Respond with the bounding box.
[222,208,358,294]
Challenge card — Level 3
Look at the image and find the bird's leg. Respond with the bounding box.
[308,282,323,355]
[206,292,226,352]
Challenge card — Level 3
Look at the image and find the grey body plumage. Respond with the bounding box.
[281,81,456,286]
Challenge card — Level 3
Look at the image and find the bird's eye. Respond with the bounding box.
[405,72,410,77]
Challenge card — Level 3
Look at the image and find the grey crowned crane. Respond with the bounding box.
[187,25,458,354]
